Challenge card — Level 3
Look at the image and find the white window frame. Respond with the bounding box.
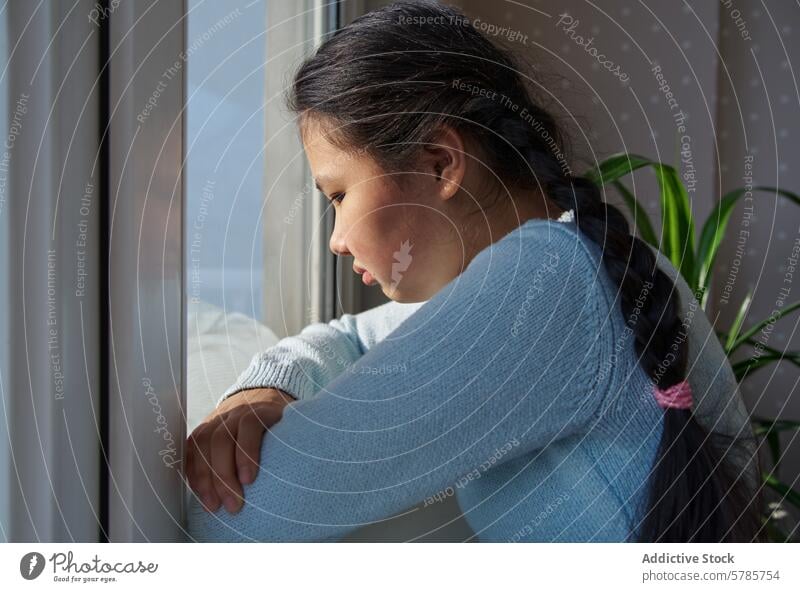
[1,0,103,543]
[107,0,341,542]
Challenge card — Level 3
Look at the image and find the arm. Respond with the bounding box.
[217,299,426,406]
[187,223,610,542]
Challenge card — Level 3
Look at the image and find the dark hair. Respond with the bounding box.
[287,1,765,542]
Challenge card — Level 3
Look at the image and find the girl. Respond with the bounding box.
[186,1,763,542]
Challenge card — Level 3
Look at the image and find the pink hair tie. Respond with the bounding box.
[654,380,693,410]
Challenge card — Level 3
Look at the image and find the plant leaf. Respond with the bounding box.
[585,155,697,286]
[733,352,800,381]
[696,186,800,308]
[653,163,696,286]
[729,300,800,353]
[725,293,752,354]
[752,417,800,434]
[695,188,747,305]
[742,338,800,362]
[584,153,652,186]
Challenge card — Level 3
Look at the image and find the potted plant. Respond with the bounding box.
[587,153,800,542]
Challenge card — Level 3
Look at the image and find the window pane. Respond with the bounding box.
[185,0,276,431]
[186,0,265,320]
[184,0,322,431]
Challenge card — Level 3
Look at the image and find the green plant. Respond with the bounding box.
[585,153,800,542]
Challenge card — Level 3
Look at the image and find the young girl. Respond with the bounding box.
[185,1,763,542]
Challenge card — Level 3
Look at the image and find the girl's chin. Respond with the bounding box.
[385,285,423,303]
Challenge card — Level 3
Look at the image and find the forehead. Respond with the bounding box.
[301,118,376,182]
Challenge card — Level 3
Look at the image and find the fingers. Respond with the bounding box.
[210,420,244,514]
[186,423,221,513]
[234,408,274,486]
[184,399,288,516]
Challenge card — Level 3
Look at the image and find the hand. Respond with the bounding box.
[185,387,297,514]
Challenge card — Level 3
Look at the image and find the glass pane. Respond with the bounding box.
[185,0,278,431]
[186,0,265,319]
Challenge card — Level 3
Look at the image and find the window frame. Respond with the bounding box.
[106,0,343,542]
[0,0,103,543]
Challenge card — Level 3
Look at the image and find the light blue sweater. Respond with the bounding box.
[185,214,756,542]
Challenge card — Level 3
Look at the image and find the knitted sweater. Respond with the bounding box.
[185,214,756,542]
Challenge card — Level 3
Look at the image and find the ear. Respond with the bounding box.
[419,124,466,201]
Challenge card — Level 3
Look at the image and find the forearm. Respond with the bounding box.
[217,300,425,406]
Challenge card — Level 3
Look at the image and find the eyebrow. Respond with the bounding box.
[313,175,335,194]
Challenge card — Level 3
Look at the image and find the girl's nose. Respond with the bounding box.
[329,223,350,257]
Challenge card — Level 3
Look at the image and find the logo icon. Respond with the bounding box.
[20,552,46,580]
[390,239,413,290]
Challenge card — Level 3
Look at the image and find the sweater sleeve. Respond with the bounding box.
[187,223,611,542]
[216,299,426,405]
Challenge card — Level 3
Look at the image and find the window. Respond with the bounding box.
[104,0,337,542]
[183,0,337,433]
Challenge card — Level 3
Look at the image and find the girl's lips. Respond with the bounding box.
[362,270,377,286]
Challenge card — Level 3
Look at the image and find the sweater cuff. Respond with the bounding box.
[216,356,319,407]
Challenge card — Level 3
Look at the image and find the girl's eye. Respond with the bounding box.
[331,193,345,203]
